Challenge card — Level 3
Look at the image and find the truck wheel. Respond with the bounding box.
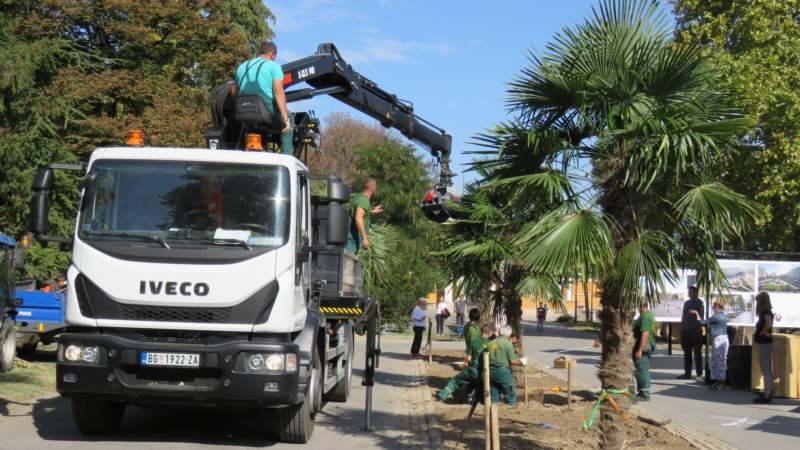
[325,326,353,403]
[72,397,125,435]
[0,323,17,373]
[276,352,319,443]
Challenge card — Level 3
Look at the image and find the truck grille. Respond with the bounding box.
[119,304,232,323]
[135,330,211,345]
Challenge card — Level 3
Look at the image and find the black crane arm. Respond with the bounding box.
[279,43,453,192]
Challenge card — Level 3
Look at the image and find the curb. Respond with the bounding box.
[413,358,443,449]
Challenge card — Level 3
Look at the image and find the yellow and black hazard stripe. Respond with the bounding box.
[319,306,363,315]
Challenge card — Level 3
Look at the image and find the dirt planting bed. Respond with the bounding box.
[424,349,695,449]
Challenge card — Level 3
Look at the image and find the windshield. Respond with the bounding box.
[79,160,290,248]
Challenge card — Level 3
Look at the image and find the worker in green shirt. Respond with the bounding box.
[463,307,482,348]
[633,302,656,400]
[346,177,383,253]
[437,324,491,402]
[488,325,527,406]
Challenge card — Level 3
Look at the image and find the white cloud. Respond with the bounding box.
[356,39,454,63]
[270,0,368,33]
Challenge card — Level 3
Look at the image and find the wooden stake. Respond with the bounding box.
[491,404,500,450]
[427,320,433,364]
[537,387,544,405]
[567,364,572,409]
[523,364,529,407]
[483,352,491,450]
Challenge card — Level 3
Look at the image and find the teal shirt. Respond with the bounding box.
[235,57,284,112]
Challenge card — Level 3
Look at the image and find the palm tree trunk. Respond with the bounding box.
[597,293,634,449]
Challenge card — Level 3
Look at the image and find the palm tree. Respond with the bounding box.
[437,174,564,351]
[477,1,761,447]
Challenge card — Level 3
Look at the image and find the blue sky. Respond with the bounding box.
[266,0,675,192]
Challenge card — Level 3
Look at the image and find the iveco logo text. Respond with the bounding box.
[139,281,209,296]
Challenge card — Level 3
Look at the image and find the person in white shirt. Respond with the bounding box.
[435,300,448,335]
[410,299,428,356]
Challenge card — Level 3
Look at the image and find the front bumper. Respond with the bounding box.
[56,331,307,407]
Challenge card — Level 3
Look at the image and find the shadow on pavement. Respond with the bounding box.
[748,415,800,437]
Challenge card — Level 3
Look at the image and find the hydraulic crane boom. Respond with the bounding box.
[206,42,455,222]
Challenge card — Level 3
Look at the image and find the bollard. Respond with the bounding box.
[483,352,491,450]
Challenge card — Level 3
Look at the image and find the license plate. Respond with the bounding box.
[140,352,200,367]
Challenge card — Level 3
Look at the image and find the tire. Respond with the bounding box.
[18,339,38,359]
[276,352,319,443]
[325,326,353,403]
[0,323,17,373]
[71,397,125,435]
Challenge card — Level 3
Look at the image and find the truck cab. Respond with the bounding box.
[30,146,359,442]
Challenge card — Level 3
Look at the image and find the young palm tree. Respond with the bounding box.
[476,1,761,447]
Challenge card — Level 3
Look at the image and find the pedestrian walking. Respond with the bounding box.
[410,298,427,356]
[536,303,548,334]
[435,299,447,335]
[455,298,466,326]
[678,286,704,379]
[691,300,728,390]
[633,302,656,400]
[753,292,774,403]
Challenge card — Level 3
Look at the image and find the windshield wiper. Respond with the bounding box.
[208,238,252,250]
[83,231,170,249]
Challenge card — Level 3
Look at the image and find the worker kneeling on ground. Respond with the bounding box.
[488,325,527,406]
[437,324,491,402]
[232,41,294,154]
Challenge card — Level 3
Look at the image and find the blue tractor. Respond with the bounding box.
[0,233,25,372]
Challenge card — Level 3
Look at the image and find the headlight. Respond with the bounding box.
[264,354,284,371]
[62,344,100,364]
[81,346,99,363]
[64,345,83,362]
[242,353,296,373]
[247,354,265,371]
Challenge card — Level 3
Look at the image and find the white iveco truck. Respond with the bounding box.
[28,43,454,444]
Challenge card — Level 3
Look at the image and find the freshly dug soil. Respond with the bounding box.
[425,350,694,449]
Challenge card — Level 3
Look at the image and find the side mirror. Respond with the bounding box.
[326,202,349,245]
[327,180,350,203]
[310,176,350,203]
[12,248,25,270]
[29,191,50,236]
[32,167,55,191]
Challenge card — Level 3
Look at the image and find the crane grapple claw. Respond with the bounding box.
[421,191,454,223]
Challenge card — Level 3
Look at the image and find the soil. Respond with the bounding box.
[424,349,694,450]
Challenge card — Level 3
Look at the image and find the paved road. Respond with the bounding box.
[0,338,429,450]
[522,320,800,450]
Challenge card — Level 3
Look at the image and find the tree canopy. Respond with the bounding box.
[674,0,800,251]
[0,0,273,279]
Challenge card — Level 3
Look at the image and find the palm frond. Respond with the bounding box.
[515,206,614,280]
[360,224,401,290]
[605,230,677,308]
[674,182,764,239]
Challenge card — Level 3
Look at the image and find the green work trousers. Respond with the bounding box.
[489,366,517,406]
[633,351,651,399]
[439,367,478,400]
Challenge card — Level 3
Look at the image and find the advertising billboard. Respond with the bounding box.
[652,259,799,328]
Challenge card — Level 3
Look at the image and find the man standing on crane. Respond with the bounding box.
[346,177,383,252]
[232,41,294,154]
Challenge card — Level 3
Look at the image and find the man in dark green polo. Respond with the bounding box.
[437,324,490,402]
[346,177,383,253]
[488,325,527,406]
[463,307,482,348]
[633,302,656,400]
